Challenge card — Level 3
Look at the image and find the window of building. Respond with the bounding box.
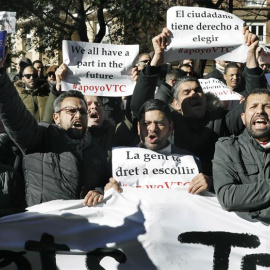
[26,33,32,51]
[244,0,266,6]
[248,23,266,43]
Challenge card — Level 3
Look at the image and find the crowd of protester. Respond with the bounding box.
[0,25,270,224]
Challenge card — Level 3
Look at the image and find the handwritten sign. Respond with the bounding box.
[62,41,139,96]
[164,7,247,63]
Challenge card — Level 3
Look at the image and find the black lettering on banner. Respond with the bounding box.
[0,250,31,270]
[86,248,127,270]
[25,233,70,270]
[178,231,260,270]
[241,253,270,270]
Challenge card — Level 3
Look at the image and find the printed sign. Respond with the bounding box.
[0,12,16,33]
[164,7,248,63]
[199,78,242,101]
[112,147,199,188]
[62,41,139,96]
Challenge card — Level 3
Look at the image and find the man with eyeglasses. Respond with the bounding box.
[14,65,50,123]
[0,55,110,209]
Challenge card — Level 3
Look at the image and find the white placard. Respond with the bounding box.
[164,7,248,63]
[199,78,242,101]
[0,12,16,33]
[112,147,199,188]
[259,45,270,63]
[62,41,139,96]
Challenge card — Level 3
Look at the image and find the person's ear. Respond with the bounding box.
[241,112,246,125]
[53,113,61,126]
[173,98,182,114]
[137,121,141,136]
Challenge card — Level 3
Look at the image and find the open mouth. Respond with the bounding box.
[148,133,158,143]
[89,111,99,120]
[72,121,83,129]
[253,117,268,129]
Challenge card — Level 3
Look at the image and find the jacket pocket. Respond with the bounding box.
[233,163,258,184]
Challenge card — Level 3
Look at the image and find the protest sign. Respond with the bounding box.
[0,189,269,270]
[62,41,139,96]
[0,12,16,33]
[258,45,270,63]
[199,78,242,101]
[164,6,248,63]
[112,147,199,188]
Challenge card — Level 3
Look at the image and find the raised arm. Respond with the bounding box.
[0,55,42,154]
[131,28,171,117]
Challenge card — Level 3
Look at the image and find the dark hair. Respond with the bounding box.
[22,65,37,75]
[138,99,172,123]
[244,88,270,110]
[53,90,87,112]
[172,76,201,100]
[224,62,239,75]
[165,68,183,82]
[179,63,192,69]
[32,60,43,67]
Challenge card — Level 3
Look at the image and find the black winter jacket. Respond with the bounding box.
[0,72,109,206]
[130,65,265,175]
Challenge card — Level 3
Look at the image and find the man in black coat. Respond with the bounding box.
[130,26,267,192]
[0,59,110,207]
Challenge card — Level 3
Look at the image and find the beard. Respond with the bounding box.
[66,127,86,139]
[246,122,270,141]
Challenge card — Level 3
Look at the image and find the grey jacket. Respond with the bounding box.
[213,129,270,223]
[0,72,109,206]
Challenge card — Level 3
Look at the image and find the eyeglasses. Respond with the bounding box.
[56,107,88,116]
[23,74,38,79]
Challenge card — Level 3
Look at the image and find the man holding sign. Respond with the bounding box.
[131,24,265,191]
[107,99,206,194]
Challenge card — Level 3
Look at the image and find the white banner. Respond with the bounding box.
[0,12,16,33]
[199,78,242,101]
[0,189,269,270]
[164,7,247,63]
[62,41,139,96]
[112,147,199,188]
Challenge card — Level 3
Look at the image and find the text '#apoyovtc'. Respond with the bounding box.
[73,83,126,93]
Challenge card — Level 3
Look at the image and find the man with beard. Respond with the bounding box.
[105,99,202,194]
[213,88,270,224]
[0,59,110,208]
[130,26,266,195]
[15,65,49,122]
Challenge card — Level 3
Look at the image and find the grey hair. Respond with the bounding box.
[172,76,200,100]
